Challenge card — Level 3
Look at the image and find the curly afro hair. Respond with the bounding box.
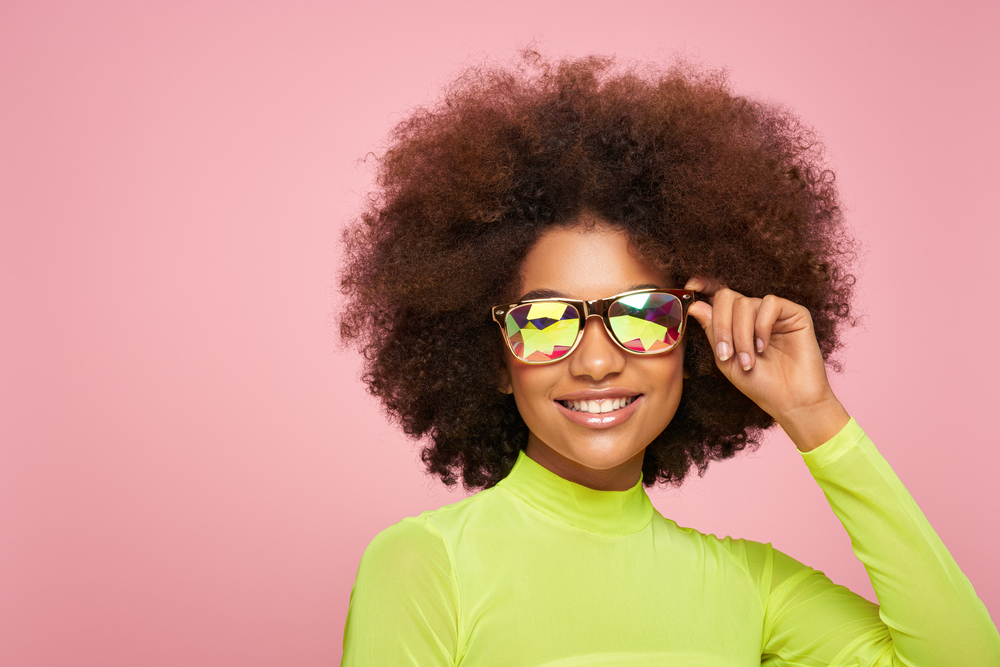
[339,51,856,490]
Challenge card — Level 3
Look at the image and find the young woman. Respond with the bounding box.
[338,53,1000,665]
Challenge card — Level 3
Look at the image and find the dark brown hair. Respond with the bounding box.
[340,52,856,489]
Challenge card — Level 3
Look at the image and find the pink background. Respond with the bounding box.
[2,1,998,664]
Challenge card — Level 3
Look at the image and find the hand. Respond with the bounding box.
[685,276,850,451]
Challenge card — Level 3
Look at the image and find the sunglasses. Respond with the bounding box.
[491,288,696,364]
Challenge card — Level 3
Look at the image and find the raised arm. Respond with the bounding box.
[686,277,1000,664]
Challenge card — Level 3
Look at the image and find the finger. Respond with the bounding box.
[732,296,761,371]
[754,294,783,352]
[711,288,737,362]
[687,300,714,346]
[684,275,726,300]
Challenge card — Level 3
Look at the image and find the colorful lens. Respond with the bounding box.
[505,301,581,362]
[607,292,683,353]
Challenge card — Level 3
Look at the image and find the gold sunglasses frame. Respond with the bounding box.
[491,288,697,365]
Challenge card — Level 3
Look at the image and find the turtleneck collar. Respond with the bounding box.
[497,450,654,537]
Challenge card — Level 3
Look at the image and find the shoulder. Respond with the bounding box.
[346,499,494,664]
[652,514,808,588]
[359,486,506,572]
[654,514,775,561]
[359,516,450,574]
[665,519,838,607]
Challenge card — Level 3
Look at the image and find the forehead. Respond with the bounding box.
[519,223,670,300]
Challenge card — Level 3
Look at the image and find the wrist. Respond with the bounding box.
[775,396,850,452]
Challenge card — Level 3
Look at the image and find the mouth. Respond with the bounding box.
[557,395,640,414]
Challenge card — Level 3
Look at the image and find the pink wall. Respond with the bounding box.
[1,1,997,664]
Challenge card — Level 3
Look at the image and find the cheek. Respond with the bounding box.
[665,342,688,395]
[503,354,547,409]
[505,362,567,437]
[508,363,554,403]
[646,355,686,427]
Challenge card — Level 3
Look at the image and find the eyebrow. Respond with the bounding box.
[517,283,662,301]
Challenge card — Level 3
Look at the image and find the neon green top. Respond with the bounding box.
[342,419,999,665]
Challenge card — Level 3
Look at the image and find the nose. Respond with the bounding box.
[568,315,626,381]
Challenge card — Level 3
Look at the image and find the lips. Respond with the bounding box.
[554,393,643,429]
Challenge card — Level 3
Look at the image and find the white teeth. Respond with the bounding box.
[561,396,636,413]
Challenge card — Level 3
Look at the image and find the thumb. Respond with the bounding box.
[687,301,715,346]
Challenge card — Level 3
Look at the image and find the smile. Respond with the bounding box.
[557,396,639,414]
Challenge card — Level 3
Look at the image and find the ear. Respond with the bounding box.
[498,367,513,395]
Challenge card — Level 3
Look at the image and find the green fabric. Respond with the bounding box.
[342,419,1000,665]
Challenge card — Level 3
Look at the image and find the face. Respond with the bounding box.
[503,221,685,491]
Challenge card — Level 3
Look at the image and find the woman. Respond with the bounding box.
[338,53,1000,664]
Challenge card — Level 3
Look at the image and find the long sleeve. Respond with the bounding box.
[762,418,1000,665]
[341,424,999,665]
[341,517,459,666]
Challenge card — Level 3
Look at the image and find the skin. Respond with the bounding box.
[505,218,850,491]
[505,222,686,491]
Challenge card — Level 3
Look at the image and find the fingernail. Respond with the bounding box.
[739,352,752,370]
[684,279,700,291]
[717,341,731,360]
[756,337,764,353]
